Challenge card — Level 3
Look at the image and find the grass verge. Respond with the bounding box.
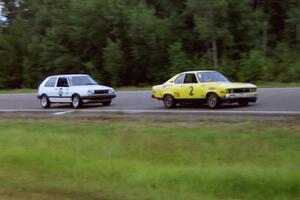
[256,82,300,88]
[0,119,299,200]
[116,86,152,91]
[0,89,37,94]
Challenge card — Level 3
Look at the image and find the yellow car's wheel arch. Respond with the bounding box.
[206,91,221,109]
[162,92,177,109]
[205,91,222,99]
[162,91,176,99]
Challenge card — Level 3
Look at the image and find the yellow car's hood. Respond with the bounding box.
[207,82,257,89]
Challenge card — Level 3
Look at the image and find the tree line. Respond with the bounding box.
[0,0,299,89]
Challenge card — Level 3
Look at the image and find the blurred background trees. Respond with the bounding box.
[0,0,299,88]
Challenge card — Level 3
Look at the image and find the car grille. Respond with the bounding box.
[234,88,251,93]
[230,88,256,93]
[94,90,109,94]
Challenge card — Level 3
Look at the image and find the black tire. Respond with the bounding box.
[72,95,83,109]
[40,95,51,109]
[207,93,220,109]
[163,94,176,109]
[102,100,112,106]
[238,100,249,107]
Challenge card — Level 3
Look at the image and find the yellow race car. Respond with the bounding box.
[152,71,258,109]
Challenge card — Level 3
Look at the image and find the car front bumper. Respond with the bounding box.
[81,94,116,103]
[223,92,258,103]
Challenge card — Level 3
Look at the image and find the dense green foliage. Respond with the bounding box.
[0,0,299,88]
[0,119,300,199]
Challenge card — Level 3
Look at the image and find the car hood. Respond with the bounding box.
[72,85,113,91]
[211,82,256,89]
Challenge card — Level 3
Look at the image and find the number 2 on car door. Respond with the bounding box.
[189,86,194,96]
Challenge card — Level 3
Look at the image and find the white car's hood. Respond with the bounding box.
[72,85,113,91]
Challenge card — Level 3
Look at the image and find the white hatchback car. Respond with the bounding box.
[37,74,116,108]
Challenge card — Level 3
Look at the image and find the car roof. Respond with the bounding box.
[179,70,217,74]
[47,74,89,78]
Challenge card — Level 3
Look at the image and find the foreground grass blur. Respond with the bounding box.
[0,119,299,200]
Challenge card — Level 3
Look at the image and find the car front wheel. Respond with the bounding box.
[238,100,249,107]
[41,95,51,109]
[163,94,176,109]
[207,93,220,109]
[102,100,112,106]
[72,95,82,109]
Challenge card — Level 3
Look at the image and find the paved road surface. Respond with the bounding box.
[0,88,299,114]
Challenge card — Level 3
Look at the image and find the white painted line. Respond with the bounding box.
[0,109,68,112]
[0,109,300,115]
[80,109,300,115]
[116,91,151,93]
[53,110,75,116]
[259,87,300,90]
[0,87,299,96]
[0,91,150,96]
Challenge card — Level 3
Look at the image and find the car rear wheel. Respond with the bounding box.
[102,100,112,106]
[41,95,51,109]
[207,93,220,109]
[72,95,82,109]
[163,94,176,109]
[238,100,249,107]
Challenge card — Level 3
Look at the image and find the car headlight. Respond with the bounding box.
[88,90,95,95]
[108,89,115,94]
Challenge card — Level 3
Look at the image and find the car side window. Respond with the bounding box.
[57,77,69,87]
[174,74,185,84]
[184,73,198,84]
[45,77,57,87]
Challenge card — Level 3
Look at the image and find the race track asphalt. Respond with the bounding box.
[0,88,300,115]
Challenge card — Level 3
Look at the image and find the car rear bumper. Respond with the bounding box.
[223,92,258,103]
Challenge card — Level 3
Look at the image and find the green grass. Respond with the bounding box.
[0,89,37,94]
[0,119,299,200]
[116,86,152,91]
[256,82,300,88]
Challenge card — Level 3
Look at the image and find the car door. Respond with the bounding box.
[43,77,58,101]
[172,73,186,99]
[182,73,202,99]
[52,77,72,103]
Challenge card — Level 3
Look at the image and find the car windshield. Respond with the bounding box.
[69,75,98,86]
[197,72,229,83]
